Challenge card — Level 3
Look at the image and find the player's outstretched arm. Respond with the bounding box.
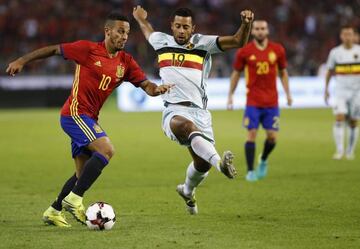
[227,70,241,110]
[217,10,254,51]
[6,45,61,76]
[140,80,174,96]
[133,5,155,40]
[279,69,292,106]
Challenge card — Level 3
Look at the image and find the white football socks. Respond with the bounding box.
[189,132,221,171]
[333,121,345,155]
[346,126,359,156]
[183,162,209,196]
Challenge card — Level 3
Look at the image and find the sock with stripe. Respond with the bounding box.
[189,132,221,172]
[51,173,78,211]
[72,152,109,197]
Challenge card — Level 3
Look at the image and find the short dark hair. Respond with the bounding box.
[171,8,194,22]
[105,12,129,27]
[340,24,355,32]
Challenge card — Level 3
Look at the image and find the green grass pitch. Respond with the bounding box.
[0,103,359,249]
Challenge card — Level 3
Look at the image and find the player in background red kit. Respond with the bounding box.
[227,20,292,182]
[6,13,172,227]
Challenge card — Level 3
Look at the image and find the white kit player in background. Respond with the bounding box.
[133,5,254,214]
[325,25,360,160]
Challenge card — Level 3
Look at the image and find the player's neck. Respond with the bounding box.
[104,42,119,58]
[254,39,268,50]
[342,43,353,49]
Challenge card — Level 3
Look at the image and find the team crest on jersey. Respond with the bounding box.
[93,124,103,134]
[268,51,277,64]
[116,64,125,78]
[354,54,358,60]
[243,117,250,127]
[185,43,195,49]
[249,54,256,61]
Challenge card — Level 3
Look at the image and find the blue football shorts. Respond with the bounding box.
[243,106,280,131]
[60,115,107,158]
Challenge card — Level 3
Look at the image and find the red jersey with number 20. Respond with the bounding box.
[233,41,287,107]
[60,40,146,120]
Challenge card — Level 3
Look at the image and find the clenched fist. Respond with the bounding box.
[133,5,148,21]
[241,10,254,24]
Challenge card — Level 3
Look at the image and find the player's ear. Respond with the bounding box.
[191,24,195,34]
[104,26,111,37]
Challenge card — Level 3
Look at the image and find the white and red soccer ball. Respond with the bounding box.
[85,202,116,230]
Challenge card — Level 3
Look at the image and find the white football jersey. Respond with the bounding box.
[148,32,223,109]
[326,44,360,91]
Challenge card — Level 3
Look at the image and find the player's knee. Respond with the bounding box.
[97,144,115,161]
[247,130,257,141]
[247,138,256,143]
[335,115,346,122]
[267,136,276,143]
[349,120,357,128]
[106,145,115,159]
[267,133,277,143]
[194,161,211,173]
[182,121,197,135]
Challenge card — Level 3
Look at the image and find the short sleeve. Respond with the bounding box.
[326,49,336,70]
[197,34,223,54]
[148,32,169,50]
[277,45,287,70]
[60,40,91,65]
[124,56,147,87]
[233,48,245,71]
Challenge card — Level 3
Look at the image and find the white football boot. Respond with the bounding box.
[176,184,198,215]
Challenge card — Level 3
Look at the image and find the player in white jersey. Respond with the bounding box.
[325,25,360,160]
[133,6,254,214]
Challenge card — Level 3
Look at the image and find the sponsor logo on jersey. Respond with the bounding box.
[94,61,102,67]
[116,64,125,78]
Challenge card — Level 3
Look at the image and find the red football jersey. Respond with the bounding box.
[233,41,287,107]
[60,40,146,120]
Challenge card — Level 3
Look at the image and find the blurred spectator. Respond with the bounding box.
[0,0,359,77]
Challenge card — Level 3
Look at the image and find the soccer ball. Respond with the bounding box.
[85,202,116,230]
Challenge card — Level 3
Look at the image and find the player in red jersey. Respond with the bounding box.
[6,13,172,227]
[227,20,292,182]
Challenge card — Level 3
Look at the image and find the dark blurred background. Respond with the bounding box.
[0,0,359,77]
